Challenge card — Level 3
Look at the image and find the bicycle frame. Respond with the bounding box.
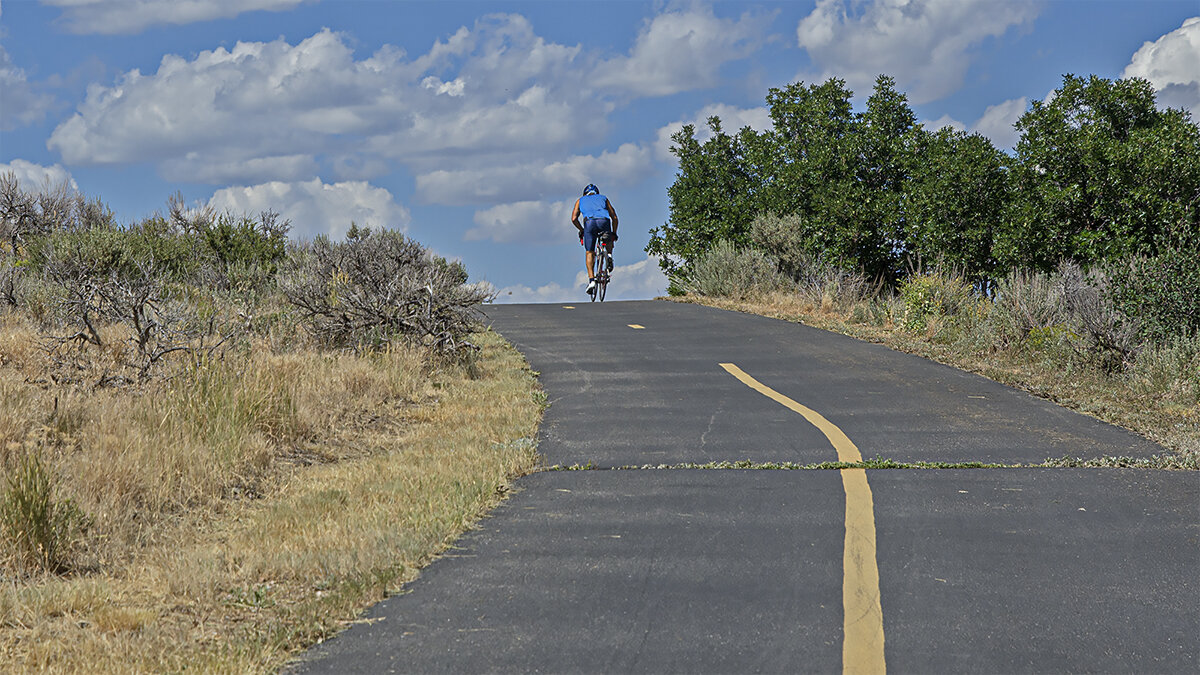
[590,231,613,302]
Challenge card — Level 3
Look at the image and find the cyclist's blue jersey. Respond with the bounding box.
[579,193,610,219]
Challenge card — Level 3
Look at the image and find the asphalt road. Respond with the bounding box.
[293,300,1199,674]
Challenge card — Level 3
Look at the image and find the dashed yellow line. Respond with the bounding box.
[719,363,885,675]
[628,324,645,329]
[562,305,575,310]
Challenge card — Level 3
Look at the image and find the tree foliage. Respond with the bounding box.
[650,73,1200,293]
[646,117,761,286]
[1004,74,1200,268]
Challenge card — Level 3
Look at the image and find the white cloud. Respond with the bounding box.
[925,114,966,133]
[0,45,55,130]
[1123,16,1200,115]
[494,255,668,303]
[654,103,773,161]
[492,281,578,304]
[466,200,577,245]
[45,19,602,184]
[923,97,1026,150]
[971,97,1026,150]
[796,0,1039,104]
[48,29,362,172]
[417,143,653,205]
[594,5,772,96]
[0,159,78,192]
[422,76,465,97]
[42,0,312,35]
[161,152,318,184]
[608,255,670,300]
[207,178,410,241]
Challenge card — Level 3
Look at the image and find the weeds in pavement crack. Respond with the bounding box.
[544,454,1196,471]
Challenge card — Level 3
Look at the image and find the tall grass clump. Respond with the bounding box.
[1,451,85,575]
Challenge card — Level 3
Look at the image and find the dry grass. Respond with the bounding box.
[0,316,543,672]
[674,292,1199,463]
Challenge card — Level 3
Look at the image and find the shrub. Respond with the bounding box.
[0,255,26,308]
[1107,222,1200,344]
[748,213,811,281]
[1129,334,1200,404]
[199,211,290,292]
[675,238,789,298]
[37,241,232,384]
[1,451,84,575]
[899,271,974,332]
[1054,263,1139,371]
[990,268,1067,346]
[990,262,1138,370]
[25,220,208,285]
[0,172,114,256]
[280,228,493,355]
[748,213,877,310]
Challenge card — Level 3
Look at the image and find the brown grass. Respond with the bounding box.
[674,292,1199,463]
[0,315,543,672]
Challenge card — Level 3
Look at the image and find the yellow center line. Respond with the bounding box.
[719,363,885,675]
[628,324,645,329]
[562,305,575,310]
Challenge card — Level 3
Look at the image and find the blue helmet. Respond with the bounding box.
[582,184,599,196]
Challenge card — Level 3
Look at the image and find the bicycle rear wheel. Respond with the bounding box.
[597,270,607,301]
[590,248,601,302]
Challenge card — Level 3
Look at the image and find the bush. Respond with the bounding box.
[31,218,211,283]
[1,172,114,256]
[280,228,493,355]
[990,263,1138,371]
[1,451,84,575]
[675,239,789,298]
[0,255,26,308]
[990,268,1063,346]
[1054,263,1139,371]
[1129,334,1200,404]
[899,271,974,332]
[35,238,232,384]
[199,211,290,291]
[748,212,877,310]
[1107,223,1200,344]
[748,213,811,281]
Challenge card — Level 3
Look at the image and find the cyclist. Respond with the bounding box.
[571,183,618,297]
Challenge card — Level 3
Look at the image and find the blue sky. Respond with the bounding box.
[2,0,1198,302]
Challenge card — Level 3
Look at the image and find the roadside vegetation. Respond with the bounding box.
[0,176,542,671]
[652,74,1199,464]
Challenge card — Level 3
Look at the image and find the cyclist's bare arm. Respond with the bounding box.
[571,199,583,235]
[605,199,618,234]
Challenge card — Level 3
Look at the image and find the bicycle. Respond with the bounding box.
[590,231,614,302]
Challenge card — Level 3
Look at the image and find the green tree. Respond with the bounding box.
[654,76,926,285]
[1003,74,1200,269]
[838,75,921,282]
[756,77,856,221]
[646,117,761,282]
[905,127,1012,283]
[760,75,921,283]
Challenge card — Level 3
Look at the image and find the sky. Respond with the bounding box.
[2,0,1198,303]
